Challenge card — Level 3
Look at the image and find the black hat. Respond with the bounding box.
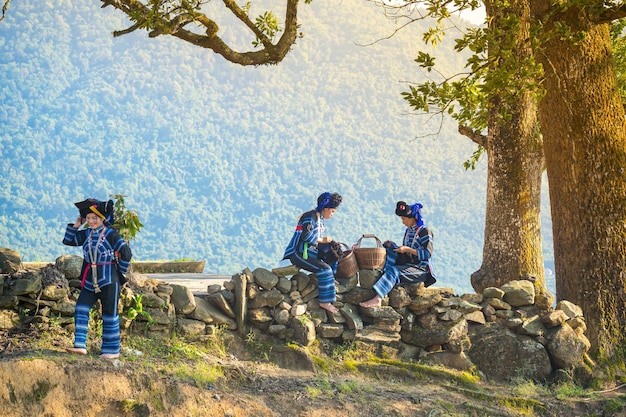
[316,192,342,211]
[75,198,114,222]
[328,192,342,208]
[395,201,412,217]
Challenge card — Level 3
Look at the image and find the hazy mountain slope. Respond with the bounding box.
[0,0,553,294]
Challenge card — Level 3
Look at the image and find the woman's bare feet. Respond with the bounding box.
[319,302,339,314]
[66,347,87,355]
[359,295,382,308]
[100,353,120,360]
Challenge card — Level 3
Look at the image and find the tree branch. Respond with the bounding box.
[459,124,487,147]
[100,0,302,66]
[0,0,11,23]
[597,5,626,24]
[221,0,272,46]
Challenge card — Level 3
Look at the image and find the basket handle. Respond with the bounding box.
[355,234,383,248]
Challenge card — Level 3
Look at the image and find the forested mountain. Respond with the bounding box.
[0,0,553,294]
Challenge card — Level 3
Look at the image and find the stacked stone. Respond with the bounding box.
[0,247,592,382]
[231,266,590,381]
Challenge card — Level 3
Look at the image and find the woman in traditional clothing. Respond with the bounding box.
[283,192,342,313]
[63,198,132,359]
[359,201,436,308]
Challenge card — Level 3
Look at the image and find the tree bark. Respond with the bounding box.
[470,99,546,294]
[532,0,626,357]
[471,0,547,296]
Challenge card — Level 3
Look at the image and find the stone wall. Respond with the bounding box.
[0,248,591,382]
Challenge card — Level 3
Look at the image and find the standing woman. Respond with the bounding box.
[360,201,436,308]
[283,192,342,314]
[63,198,132,359]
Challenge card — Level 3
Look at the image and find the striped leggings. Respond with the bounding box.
[372,249,430,299]
[288,250,338,303]
[73,283,121,355]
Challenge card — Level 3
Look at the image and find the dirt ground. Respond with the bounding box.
[1,324,625,417]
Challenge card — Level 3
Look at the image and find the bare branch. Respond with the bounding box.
[357,0,479,48]
[458,124,487,147]
[356,15,423,46]
[1,0,11,23]
[113,23,142,37]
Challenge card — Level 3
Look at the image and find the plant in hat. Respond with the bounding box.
[110,193,144,243]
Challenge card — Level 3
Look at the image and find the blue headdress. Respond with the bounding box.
[409,203,424,227]
[316,192,342,212]
[396,201,424,227]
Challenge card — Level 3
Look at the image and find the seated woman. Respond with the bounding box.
[359,201,436,308]
[283,192,342,314]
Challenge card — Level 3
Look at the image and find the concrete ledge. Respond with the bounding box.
[22,262,53,269]
[132,261,206,274]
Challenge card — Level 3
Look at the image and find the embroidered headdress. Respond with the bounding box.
[316,192,342,212]
[395,201,424,227]
[74,198,114,225]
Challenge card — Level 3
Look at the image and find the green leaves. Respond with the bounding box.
[415,51,436,71]
[400,4,554,139]
[463,146,485,170]
[111,194,144,243]
[125,293,154,325]
[252,10,281,48]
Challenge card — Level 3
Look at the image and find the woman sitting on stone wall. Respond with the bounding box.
[282,192,342,314]
[360,201,436,308]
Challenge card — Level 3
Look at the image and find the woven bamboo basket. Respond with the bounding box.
[336,243,359,279]
[353,234,387,270]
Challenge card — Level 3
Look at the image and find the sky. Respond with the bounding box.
[457,6,486,25]
[372,0,487,25]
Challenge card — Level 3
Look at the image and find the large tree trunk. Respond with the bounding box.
[532,2,626,357]
[471,102,546,294]
[471,0,547,296]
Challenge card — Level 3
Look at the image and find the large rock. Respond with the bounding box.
[192,296,237,329]
[232,271,248,336]
[55,255,83,280]
[0,310,20,329]
[545,324,590,369]
[207,291,236,318]
[252,267,279,290]
[291,316,316,346]
[556,300,584,319]
[400,314,468,349]
[170,284,196,315]
[248,287,285,308]
[340,303,363,331]
[0,248,21,274]
[501,280,535,307]
[4,269,42,296]
[176,318,207,336]
[468,322,552,382]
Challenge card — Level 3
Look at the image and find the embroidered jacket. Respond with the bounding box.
[402,225,436,277]
[63,224,132,291]
[283,209,324,259]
